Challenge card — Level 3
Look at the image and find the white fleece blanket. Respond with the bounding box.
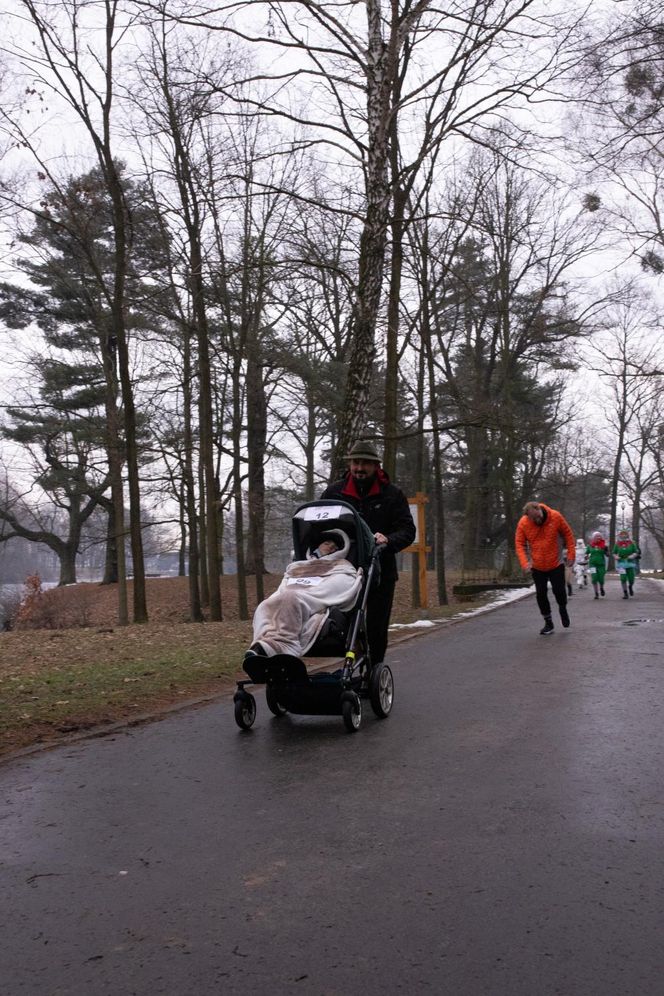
[252,557,362,658]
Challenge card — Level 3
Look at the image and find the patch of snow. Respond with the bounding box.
[453,586,533,620]
[389,585,533,630]
[390,620,437,629]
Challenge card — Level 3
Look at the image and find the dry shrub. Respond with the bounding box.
[15,579,100,630]
[13,575,58,629]
[12,575,96,630]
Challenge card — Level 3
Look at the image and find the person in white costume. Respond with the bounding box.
[247,528,362,659]
[573,538,588,589]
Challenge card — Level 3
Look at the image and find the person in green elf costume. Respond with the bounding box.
[586,531,609,599]
[613,528,639,599]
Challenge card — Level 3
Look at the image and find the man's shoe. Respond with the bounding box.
[560,606,570,628]
[600,587,605,596]
[623,591,629,599]
[629,585,634,596]
[539,618,554,636]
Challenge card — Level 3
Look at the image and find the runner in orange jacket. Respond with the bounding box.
[515,501,576,636]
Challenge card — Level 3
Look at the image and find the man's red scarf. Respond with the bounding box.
[590,538,607,550]
[341,467,388,499]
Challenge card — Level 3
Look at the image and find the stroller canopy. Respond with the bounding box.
[292,500,376,570]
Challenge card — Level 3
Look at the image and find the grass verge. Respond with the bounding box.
[0,622,251,755]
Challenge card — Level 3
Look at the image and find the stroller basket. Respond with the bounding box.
[243,653,346,716]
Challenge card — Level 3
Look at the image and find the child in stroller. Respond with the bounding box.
[245,527,363,660]
[234,499,394,733]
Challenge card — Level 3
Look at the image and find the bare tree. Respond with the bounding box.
[0,442,107,586]
[576,0,664,271]
[167,0,586,477]
[265,182,357,497]
[640,409,664,565]
[622,389,664,550]
[539,425,612,539]
[408,145,606,574]
[6,0,150,622]
[132,21,231,619]
[584,282,662,555]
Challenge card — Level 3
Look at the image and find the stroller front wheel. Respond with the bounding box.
[265,685,288,717]
[369,664,394,718]
[234,692,257,730]
[341,691,362,732]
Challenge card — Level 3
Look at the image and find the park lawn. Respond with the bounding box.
[0,622,252,755]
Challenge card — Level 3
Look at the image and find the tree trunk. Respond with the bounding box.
[105,120,147,624]
[332,2,394,476]
[410,345,426,608]
[58,543,78,586]
[462,429,491,570]
[232,354,249,620]
[233,453,249,621]
[102,502,118,585]
[305,389,317,501]
[100,333,128,622]
[157,45,220,620]
[193,253,222,621]
[245,346,267,604]
[609,374,629,564]
[183,326,203,621]
[198,458,209,606]
[383,51,407,480]
[243,211,267,605]
[420,221,448,605]
[113,307,148,622]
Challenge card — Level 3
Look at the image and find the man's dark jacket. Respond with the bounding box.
[321,469,415,581]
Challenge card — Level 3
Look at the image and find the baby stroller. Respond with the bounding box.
[233,498,393,733]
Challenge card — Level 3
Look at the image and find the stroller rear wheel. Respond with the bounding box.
[234,691,256,730]
[265,685,287,717]
[341,691,362,733]
[369,664,394,718]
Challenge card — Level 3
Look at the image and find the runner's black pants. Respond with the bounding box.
[531,564,567,618]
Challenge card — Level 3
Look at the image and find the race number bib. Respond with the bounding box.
[301,505,347,521]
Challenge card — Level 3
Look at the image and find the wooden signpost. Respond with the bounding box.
[404,492,430,608]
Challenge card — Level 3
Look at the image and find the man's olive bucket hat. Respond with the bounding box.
[345,439,381,462]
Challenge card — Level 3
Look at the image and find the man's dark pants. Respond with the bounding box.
[531,563,567,617]
[367,579,395,664]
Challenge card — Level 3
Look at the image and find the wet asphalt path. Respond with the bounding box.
[2,578,664,996]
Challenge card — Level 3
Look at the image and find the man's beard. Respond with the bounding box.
[353,473,375,496]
